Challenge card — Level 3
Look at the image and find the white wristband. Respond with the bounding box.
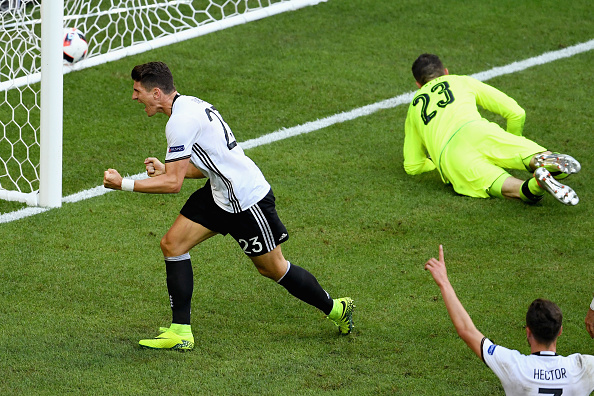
[590,297,594,311]
[121,178,135,192]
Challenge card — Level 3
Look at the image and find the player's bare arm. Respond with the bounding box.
[145,156,205,179]
[104,157,190,193]
[425,245,485,358]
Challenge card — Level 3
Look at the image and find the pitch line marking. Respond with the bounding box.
[1,38,593,223]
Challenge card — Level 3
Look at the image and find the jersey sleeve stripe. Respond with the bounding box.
[165,155,191,163]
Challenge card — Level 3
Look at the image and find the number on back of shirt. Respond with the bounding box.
[539,388,562,396]
[412,81,455,125]
[205,106,237,150]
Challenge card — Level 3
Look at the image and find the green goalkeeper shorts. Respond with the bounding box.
[440,120,546,198]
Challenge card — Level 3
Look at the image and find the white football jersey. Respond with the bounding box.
[481,337,594,396]
[165,95,270,213]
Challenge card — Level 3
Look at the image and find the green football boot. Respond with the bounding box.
[328,297,355,335]
[139,326,194,351]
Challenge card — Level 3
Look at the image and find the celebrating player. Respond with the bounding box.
[103,61,354,350]
[403,54,581,205]
[424,245,594,395]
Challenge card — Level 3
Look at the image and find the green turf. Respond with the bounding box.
[1,0,593,394]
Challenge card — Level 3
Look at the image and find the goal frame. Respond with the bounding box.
[0,0,328,208]
[39,0,64,208]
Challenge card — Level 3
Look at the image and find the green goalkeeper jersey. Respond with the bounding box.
[403,74,526,178]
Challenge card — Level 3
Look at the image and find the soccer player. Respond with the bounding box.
[403,53,581,205]
[586,297,594,338]
[103,62,354,350]
[424,245,594,395]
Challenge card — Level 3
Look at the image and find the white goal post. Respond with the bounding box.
[0,0,327,208]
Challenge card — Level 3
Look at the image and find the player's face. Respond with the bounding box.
[132,81,158,117]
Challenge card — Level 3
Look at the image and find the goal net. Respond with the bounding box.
[0,0,326,207]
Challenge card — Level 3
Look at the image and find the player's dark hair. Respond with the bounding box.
[525,299,563,345]
[131,62,176,94]
[412,54,446,86]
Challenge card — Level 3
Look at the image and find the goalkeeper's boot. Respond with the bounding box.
[139,325,194,351]
[328,297,354,335]
[533,153,581,180]
[534,167,579,206]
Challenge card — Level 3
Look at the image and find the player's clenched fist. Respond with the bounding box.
[144,157,165,177]
[104,168,123,190]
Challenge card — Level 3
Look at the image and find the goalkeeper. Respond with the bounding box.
[403,54,581,205]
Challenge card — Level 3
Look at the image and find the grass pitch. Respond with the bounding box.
[1,0,593,394]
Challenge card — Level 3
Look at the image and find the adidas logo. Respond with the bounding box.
[279,233,288,241]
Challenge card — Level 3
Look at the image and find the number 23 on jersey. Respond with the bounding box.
[412,81,455,125]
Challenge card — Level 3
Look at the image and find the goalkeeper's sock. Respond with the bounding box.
[277,261,334,315]
[519,178,545,203]
[487,173,507,199]
[522,155,534,172]
[549,170,570,180]
[165,254,193,325]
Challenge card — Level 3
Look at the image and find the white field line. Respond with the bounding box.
[1,38,593,223]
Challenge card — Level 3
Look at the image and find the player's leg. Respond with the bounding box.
[160,214,217,325]
[489,173,544,203]
[139,214,217,351]
[443,143,546,204]
[140,183,221,350]
[480,128,581,180]
[272,254,354,336]
[234,189,354,335]
[250,246,333,313]
[250,246,354,335]
[488,168,579,205]
[470,124,579,204]
[512,149,580,205]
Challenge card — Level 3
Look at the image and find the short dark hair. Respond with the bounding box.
[412,54,446,86]
[131,62,176,94]
[526,299,563,345]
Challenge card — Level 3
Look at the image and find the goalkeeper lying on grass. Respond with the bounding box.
[403,54,581,205]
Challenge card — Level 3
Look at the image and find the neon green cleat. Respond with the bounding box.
[328,297,354,335]
[139,327,194,351]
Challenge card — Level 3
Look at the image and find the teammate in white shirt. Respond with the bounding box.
[424,245,594,395]
[103,62,354,350]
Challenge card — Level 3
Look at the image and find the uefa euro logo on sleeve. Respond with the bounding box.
[169,145,184,153]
